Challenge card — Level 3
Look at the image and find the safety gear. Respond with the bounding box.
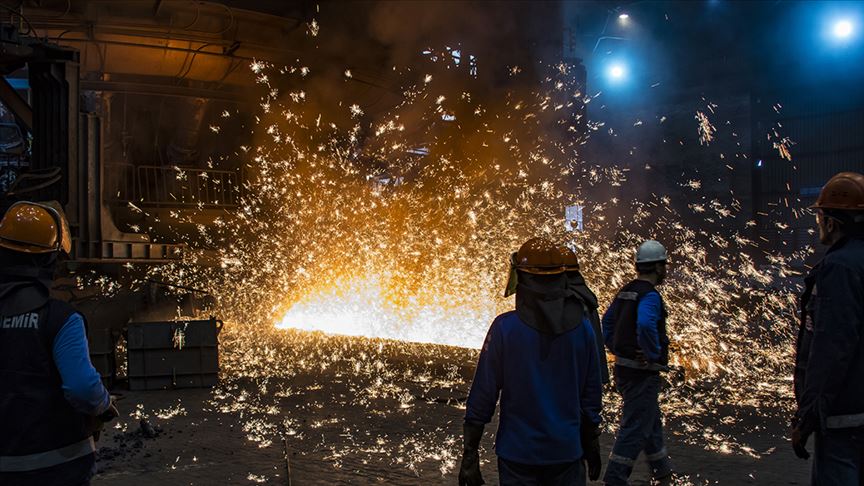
[560,245,579,271]
[99,398,120,423]
[504,238,568,297]
[791,425,812,460]
[465,310,603,465]
[0,201,71,254]
[516,272,583,335]
[811,171,864,211]
[504,254,519,298]
[609,280,670,368]
[567,270,610,384]
[459,422,485,486]
[0,299,94,468]
[514,237,568,274]
[91,397,120,442]
[791,414,815,460]
[794,236,864,463]
[581,419,602,481]
[635,240,667,264]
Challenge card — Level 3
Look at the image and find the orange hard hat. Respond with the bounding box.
[512,237,568,275]
[811,172,864,211]
[0,201,71,254]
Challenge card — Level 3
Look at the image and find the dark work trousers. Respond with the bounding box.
[0,453,95,486]
[811,427,864,485]
[603,368,672,485]
[498,458,586,486]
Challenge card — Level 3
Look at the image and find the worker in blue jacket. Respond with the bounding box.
[792,172,864,485]
[459,237,603,486]
[0,201,118,486]
[602,240,674,486]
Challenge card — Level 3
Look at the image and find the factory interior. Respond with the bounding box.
[1,1,863,485]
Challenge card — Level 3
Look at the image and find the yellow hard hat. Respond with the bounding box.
[0,201,71,254]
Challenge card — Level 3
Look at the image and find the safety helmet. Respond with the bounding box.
[635,240,667,264]
[810,172,864,211]
[560,245,580,272]
[504,237,568,297]
[0,201,71,254]
[513,237,568,274]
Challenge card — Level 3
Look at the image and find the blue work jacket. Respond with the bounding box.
[465,311,603,465]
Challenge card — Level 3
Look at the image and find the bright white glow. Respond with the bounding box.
[618,13,630,22]
[834,19,854,39]
[608,64,626,80]
[275,277,495,348]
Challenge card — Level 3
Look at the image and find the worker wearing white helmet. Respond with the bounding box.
[601,240,674,486]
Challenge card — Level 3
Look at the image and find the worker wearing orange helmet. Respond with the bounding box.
[459,237,603,486]
[792,172,864,484]
[0,201,117,486]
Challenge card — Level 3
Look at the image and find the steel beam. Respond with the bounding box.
[0,76,31,131]
[80,79,249,103]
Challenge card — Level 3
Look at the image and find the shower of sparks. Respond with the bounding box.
[695,110,716,145]
[307,19,320,37]
[128,41,812,481]
[773,137,794,161]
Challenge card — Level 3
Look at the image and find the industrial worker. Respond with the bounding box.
[601,240,673,486]
[0,201,118,486]
[459,237,603,486]
[562,245,610,385]
[792,171,864,485]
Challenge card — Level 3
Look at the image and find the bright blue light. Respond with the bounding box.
[824,12,860,47]
[608,63,627,81]
[757,159,763,168]
[834,19,854,39]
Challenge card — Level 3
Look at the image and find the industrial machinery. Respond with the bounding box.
[0,1,318,387]
[0,0,587,387]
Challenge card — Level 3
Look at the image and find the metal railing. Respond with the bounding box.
[109,163,241,208]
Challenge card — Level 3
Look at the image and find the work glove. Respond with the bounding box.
[458,422,485,486]
[581,420,602,481]
[92,396,120,441]
[790,414,815,460]
[99,396,120,423]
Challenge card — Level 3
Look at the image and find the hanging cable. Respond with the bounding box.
[0,2,37,36]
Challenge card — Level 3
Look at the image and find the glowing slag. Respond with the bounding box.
[275,276,496,347]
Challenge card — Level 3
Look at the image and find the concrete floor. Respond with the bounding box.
[91,329,811,485]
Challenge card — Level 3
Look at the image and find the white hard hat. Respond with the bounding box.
[635,240,667,263]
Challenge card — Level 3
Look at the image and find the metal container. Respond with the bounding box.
[88,328,117,389]
[126,318,222,391]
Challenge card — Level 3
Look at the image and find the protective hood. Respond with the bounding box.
[515,272,584,335]
[0,249,55,314]
[566,271,599,310]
